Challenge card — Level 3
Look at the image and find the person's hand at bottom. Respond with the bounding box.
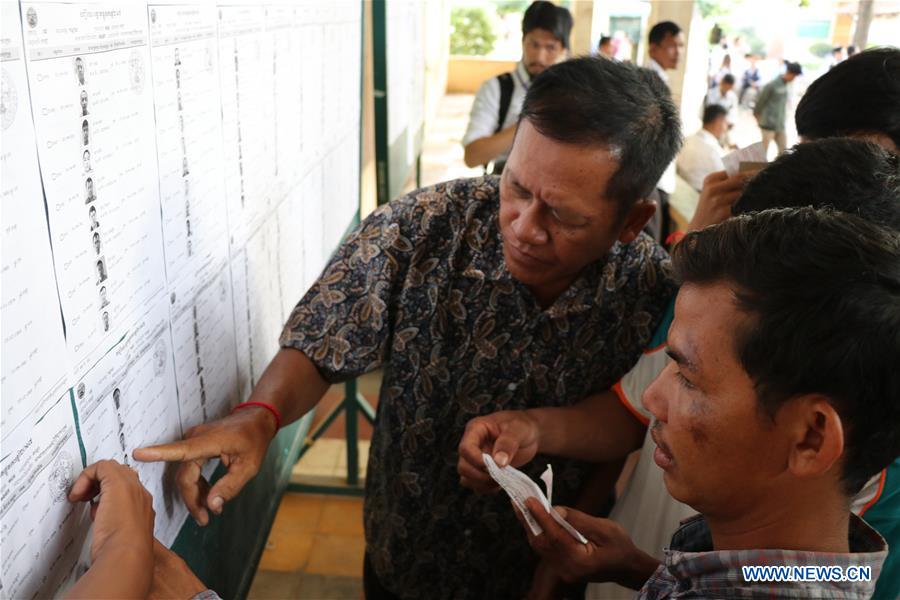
[148,539,208,600]
[66,460,155,599]
[517,497,660,590]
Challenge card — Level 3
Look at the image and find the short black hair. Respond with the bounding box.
[795,48,900,148]
[832,46,843,54]
[673,208,900,496]
[702,104,728,125]
[599,35,612,46]
[522,1,573,49]
[785,61,802,75]
[721,73,735,85]
[519,56,682,211]
[734,138,900,232]
[648,21,681,45]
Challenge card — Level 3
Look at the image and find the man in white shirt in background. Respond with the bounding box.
[677,105,727,192]
[706,74,738,124]
[462,1,572,175]
[644,20,684,242]
[646,21,684,84]
[706,73,738,148]
[597,35,615,59]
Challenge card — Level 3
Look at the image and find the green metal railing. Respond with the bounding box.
[288,379,376,497]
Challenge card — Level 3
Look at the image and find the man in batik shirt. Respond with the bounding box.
[137,57,681,598]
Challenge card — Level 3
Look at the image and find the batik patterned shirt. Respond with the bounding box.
[280,176,676,598]
[638,514,887,599]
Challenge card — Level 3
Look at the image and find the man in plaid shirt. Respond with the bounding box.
[510,208,897,598]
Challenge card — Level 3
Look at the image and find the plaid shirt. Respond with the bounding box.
[281,176,675,598]
[638,514,887,599]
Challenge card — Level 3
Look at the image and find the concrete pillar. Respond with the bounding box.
[645,0,707,134]
[568,0,596,57]
[852,0,874,49]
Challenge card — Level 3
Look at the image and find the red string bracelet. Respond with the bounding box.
[232,401,281,431]
[665,230,686,247]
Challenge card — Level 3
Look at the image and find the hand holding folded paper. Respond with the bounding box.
[482,453,588,544]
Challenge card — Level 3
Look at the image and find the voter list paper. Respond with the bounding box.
[483,453,588,544]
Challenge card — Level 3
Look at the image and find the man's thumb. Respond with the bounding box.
[492,434,521,468]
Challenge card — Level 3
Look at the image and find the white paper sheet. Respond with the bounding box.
[298,9,323,169]
[276,186,306,320]
[322,133,360,253]
[300,164,325,293]
[268,4,302,198]
[230,248,252,403]
[245,214,286,384]
[1,1,69,436]
[22,2,166,375]
[483,454,588,544]
[0,390,91,600]
[148,3,229,284]
[218,5,275,249]
[386,0,425,148]
[169,262,239,434]
[2,1,367,596]
[72,295,188,546]
[722,141,767,176]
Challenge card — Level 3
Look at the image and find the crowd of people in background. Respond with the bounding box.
[464,7,868,243]
[584,20,884,230]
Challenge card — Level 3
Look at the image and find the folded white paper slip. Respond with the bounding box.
[722,141,767,176]
[482,453,588,544]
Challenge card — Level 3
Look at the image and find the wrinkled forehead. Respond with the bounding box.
[507,120,622,207]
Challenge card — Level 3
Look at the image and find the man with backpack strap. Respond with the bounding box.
[462,1,572,175]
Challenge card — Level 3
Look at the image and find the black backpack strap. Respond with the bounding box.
[494,73,514,134]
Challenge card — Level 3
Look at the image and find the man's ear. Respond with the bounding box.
[783,395,844,481]
[616,200,657,244]
[847,131,899,153]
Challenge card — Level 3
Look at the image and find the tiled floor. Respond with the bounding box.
[247,377,378,598]
[248,414,374,598]
[248,443,370,599]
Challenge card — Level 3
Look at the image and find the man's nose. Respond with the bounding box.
[514,201,548,246]
[536,47,551,65]
[642,366,670,423]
